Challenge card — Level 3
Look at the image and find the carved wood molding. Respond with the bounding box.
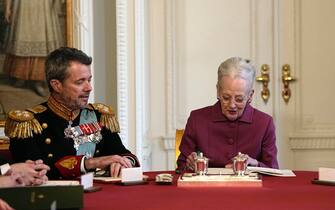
[165,0,177,136]
[289,134,335,149]
[162,135,176,170]
[162,136,175,151]
[116,0,129,146]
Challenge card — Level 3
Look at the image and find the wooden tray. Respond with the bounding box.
[177,174,262,187]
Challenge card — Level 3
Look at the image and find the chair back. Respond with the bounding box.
[175,129,184,163]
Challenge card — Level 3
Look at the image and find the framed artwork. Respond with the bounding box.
[0,0,73,128]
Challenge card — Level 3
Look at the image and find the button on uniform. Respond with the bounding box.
[45,138,51,144]
[42,123,48,129]
[48,153,53,158]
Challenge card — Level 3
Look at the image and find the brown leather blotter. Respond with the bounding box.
[177,174,262,187]
[0,185,83,210]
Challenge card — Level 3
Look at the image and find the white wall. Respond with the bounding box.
[92,0,118,110]
[148,0,255,170]
[86,0,266,171]
[71,0,335,171]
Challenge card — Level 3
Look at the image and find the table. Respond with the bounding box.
[84,171,335,210]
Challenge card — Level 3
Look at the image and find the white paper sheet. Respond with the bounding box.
[121,167,143,182]
[81,172,94,189]
[247,166,296,177]
[319,167,335,181]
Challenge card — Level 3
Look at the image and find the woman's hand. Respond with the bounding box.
[186,152,197,171]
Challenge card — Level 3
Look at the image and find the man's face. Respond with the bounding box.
[217,76,253,121]
[56,61,92,110]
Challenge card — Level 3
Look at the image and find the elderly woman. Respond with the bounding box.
[177,57,279,171]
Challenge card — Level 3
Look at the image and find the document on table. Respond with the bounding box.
[93,176,121,183]
[93,175,149,183]
[247,167,296,177]
[42,180,80,186]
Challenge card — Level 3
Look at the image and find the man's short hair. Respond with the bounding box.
[45,47,92,92]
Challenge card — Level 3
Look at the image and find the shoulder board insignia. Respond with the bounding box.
[8,110,33,122]
[5,110,43,139]
[26,105,47,114]
[90,103,120,132]
[91,103,114,115]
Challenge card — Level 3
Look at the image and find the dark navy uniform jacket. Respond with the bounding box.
[8,100,139,179]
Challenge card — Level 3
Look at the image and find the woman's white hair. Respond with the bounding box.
[217,57,256,92]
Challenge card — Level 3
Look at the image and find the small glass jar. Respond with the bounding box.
[194,152,208,176]
[232,152,248,176]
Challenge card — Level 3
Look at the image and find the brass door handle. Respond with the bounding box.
[256,64,270,102]
[282,64,296,103]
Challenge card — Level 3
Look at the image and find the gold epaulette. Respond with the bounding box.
[89,103,120,133]
[5,108,43,139]
[26,105,47,114]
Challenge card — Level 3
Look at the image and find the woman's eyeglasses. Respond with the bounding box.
[219,94,248,106]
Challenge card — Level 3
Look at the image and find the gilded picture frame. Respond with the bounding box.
[0,0,73,130]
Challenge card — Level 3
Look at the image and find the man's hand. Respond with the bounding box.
[110,157,132,177]
[186,152,197,171]
[0,172,24,188]
[8,159,50,186]
[85,155,133,176]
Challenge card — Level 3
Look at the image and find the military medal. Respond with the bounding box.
[64,122,102,150]
[67,120,72,129]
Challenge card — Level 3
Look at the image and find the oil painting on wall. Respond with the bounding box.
[0,0,72,127]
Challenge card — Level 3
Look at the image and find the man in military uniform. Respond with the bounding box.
[5,47,139,179]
